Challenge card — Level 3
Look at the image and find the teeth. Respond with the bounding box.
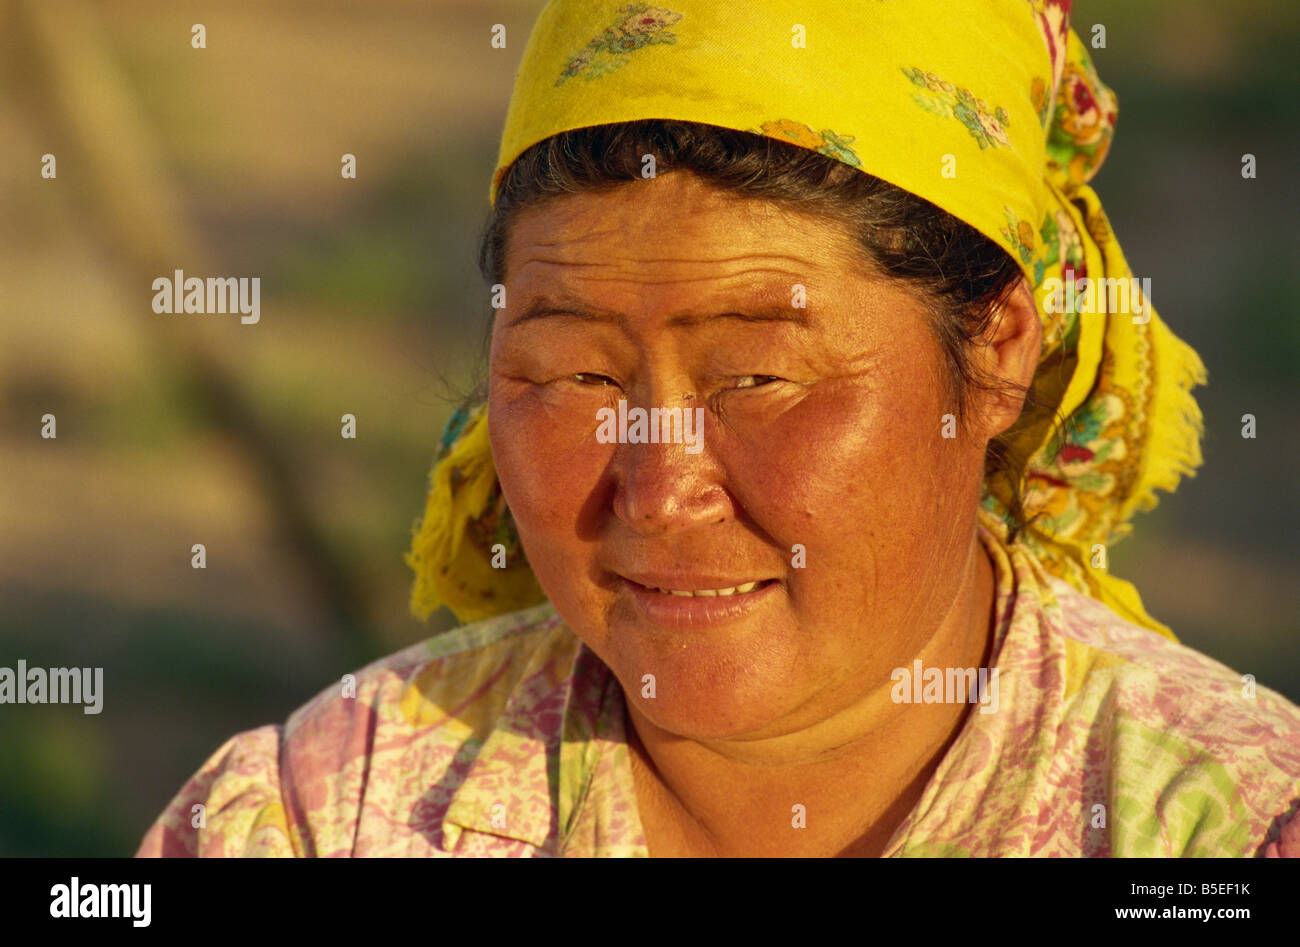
[651,580,763,597]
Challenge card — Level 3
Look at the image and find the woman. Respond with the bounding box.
[137,0,1300,857]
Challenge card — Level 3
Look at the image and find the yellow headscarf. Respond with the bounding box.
[406,0,1207,640]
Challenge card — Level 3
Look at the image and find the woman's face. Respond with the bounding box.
[489,171,1001,742]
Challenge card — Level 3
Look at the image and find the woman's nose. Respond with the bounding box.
[608,404,729,534]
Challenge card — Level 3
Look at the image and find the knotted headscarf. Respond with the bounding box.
[406,0,1207,641]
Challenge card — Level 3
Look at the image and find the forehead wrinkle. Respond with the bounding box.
[562,267,816,286]
[511,259,830,312]
[512,252,826,274]
[501,286,819,331]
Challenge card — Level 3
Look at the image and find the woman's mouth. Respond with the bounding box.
[618,576,779,626]
[637,580,767,597]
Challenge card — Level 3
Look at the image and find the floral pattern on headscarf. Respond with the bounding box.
[1047,50,1117,187]
[901,67,1012,149]
[555,3,683,86]
[753,119,863,167]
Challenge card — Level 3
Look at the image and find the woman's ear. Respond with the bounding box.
[971,276,1042,439]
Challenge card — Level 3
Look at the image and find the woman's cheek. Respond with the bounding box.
[720,384,916,593]
[705,391,855,582]
[490,384,613,529]
[720,382,880,505]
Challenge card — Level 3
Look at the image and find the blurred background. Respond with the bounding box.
[0,0,1295,856]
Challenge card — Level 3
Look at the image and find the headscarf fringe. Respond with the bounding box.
[405,405,545,623]
[1125,330,1210,522]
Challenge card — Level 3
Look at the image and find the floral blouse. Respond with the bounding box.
[136,524,1300,857]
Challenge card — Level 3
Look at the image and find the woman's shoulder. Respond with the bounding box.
[904,572,1299,856]
[1044,575,1300,729]
[287,600,570,737]
[1039,576,1300,855]
[137,601,592,857]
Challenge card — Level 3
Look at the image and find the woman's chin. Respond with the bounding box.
[629,688,784,741]
[610,635,807,740]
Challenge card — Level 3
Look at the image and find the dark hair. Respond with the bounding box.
[477,119,1046,538]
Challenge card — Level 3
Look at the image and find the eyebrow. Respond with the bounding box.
[503,295,814,330]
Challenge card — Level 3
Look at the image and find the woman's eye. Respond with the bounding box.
[571,372,617,386]
[564,373,780,389]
